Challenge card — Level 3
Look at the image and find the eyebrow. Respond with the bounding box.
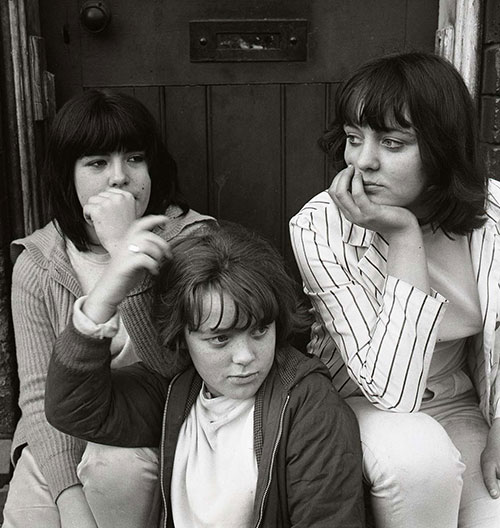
[344,123,417,137]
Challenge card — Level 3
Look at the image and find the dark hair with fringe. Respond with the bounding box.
[45,89,187,250]
[155,222,311,370]
[319,51,487,235]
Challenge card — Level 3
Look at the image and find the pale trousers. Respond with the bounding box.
[2,443,161,528]
[348,393,500,528]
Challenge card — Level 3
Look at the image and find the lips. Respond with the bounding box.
[228,372,259,384]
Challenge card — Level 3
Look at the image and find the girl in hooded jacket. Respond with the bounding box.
[45,220,365,528]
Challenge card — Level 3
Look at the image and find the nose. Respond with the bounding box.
[108,157,129,188]
[231,336,257,366]
[355,139,380,172]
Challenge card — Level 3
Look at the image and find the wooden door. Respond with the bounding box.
[39,0,438,271]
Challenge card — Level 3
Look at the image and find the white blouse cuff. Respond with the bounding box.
[72,296,119,339]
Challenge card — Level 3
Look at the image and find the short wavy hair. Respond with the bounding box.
[155,222,311,370]
[319,51,487,235]
[45,89,186,250]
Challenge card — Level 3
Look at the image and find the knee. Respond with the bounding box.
[78,443,159,489]
[358,409,464,490]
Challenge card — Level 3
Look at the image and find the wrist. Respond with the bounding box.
[386,220,422,246]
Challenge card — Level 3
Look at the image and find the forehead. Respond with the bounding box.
[195,289,239,332]
[342,83,413,131]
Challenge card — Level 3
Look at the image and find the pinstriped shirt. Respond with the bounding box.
[290,179,500,419]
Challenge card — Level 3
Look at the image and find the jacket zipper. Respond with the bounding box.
[254,393,290,528]
[160,373,180,528]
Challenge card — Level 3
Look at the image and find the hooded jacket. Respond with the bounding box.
[46,322,366,527]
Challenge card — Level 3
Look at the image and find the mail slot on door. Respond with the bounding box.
[190,19,307,62]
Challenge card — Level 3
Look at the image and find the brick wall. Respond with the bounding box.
[480,0,500,180]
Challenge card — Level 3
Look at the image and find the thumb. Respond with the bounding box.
[481,453,500,499]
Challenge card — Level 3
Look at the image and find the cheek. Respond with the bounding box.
[343,144,353,164]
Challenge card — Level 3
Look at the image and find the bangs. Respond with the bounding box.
[339,72,413,131]
[67,103,152,158]
[186,279,279,333]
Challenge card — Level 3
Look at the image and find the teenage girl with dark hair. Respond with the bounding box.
[3,89,213,528]
[290,51,500,527]
[44,221,365,527]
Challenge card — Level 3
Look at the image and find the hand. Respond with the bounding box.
[481,418,500,499]
[82,188,138,253]
[82,215,172,324]
[56,485,98,528]
[328,165,418,238]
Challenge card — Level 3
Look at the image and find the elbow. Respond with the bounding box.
[367,394,422,414]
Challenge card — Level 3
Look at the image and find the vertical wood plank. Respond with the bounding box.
[164,86,209,214]
[284,83,328,276]
[210,84,281,246]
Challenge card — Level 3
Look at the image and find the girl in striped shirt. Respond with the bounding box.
[290,51,500,527]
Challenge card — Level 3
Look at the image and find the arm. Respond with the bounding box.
[56,486,98,528]
[289,190,446,412]
[11,251,86,501]
[285,374,365,527]
[46,216,172,445]
[481,418,500,499]
[46,319,169,447]
[119,217,215,376]
[331,167,431,294]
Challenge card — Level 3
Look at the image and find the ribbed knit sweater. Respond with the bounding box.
[10,206,214,500]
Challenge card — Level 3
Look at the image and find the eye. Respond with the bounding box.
[381,138,404,150]
[86,158,107,168]
[208,334,230,346]
[128,153,146,163]
[251,325,270,338]
[345,133,362,146]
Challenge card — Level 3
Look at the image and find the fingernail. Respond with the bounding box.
[490,489,499,498]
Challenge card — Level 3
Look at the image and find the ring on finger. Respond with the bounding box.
[128,244,141,254]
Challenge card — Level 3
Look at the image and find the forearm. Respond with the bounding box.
[291,209,446,411]
[386,221,430,295]
[46,321,167,446]
[56,485,98,528]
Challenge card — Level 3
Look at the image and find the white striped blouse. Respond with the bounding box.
[289,191,448,413]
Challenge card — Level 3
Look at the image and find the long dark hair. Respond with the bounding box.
[45,89,186,250]
[320,51,487,235]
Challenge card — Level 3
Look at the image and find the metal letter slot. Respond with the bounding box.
[190,19,307,62]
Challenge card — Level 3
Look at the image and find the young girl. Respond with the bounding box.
[44,221,366,527]
[4,90,213,527]
[290,51,500,527]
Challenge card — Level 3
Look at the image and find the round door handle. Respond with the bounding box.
[80,1,111,33]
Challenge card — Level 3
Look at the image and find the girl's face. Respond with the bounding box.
[184,290,276,400]
[343,123,428,216]
[74,151,151,218]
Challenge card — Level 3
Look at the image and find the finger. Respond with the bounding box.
[333,169,361,217]
[130,215,168,233]
[82,204,93,225]
[86,189,135,205]
[350,171,374,210]
[481,458,500,499]
[125,251,163,276]
[328,165,354,197]
[127,236,172,262]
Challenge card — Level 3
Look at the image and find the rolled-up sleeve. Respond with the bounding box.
[290,194,447,412]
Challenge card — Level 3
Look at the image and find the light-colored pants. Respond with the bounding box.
[2,443,160,528]
[348,393,500,528]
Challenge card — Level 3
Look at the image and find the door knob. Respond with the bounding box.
[80,1,111,33]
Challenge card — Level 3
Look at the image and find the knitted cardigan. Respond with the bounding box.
[10,206,214,499]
